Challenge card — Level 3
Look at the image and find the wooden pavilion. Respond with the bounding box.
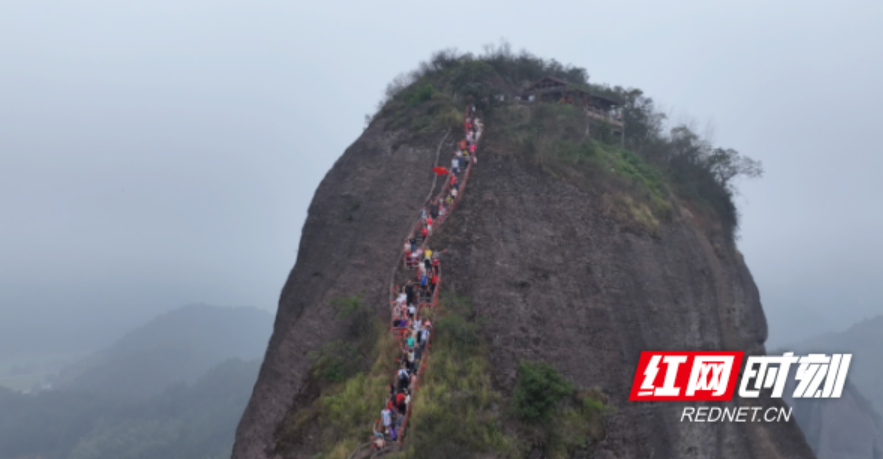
[521,76,625,136]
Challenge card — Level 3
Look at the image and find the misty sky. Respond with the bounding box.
[1,0,881,356]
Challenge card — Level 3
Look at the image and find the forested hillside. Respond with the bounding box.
[0,358,260,459]
[55,304,271,397]
[0,304,272,459]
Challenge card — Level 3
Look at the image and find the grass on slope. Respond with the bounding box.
[391,293,609,459]
[278,284,609,459]
[390,293,516,459]
[276,311,398,459]
[276,291,516,459]
[373,82,463,137]
[491,103,673,234]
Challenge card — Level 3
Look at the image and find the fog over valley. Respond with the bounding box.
[0,1,881,458]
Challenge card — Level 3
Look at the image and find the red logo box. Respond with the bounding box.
[629,351,744,401]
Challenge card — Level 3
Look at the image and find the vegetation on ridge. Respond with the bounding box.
[275,294,396,459]
[369,42,762,239]
[390,293,516,459]
[280,291,608,459]
[388,293,605,459]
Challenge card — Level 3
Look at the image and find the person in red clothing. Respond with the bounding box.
[458,139,467,151]
[420,225,428,241]
[396,391,407,414]
[431,255,440,274]
[426,216,433,234]
[430,273,439,294]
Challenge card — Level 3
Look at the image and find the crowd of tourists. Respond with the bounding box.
[371,105,482,451]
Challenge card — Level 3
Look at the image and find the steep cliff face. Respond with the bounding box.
[232,118,451,459]
[234,109,815,458]
[429,137,815,458]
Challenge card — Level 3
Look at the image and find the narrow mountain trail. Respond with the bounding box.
[351,106,482,458]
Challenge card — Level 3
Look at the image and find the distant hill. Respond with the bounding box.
[790,383,882,459]
[783,315,883,459]
[789,315,883,417]
[54,304,272,397]
[0,357,260,459]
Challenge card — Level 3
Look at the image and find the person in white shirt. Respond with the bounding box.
[397,366,410,391]
[381,407,392,432]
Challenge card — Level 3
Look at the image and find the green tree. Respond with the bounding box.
[512,361,573,423]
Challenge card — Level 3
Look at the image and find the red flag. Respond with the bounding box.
[432,166,449,176]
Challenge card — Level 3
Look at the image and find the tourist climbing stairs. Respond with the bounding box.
[355,106,481,458]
